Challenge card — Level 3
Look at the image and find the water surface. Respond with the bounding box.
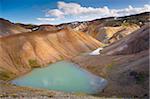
[12,61,107,94]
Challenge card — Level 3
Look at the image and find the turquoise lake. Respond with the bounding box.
[12,61,107,94]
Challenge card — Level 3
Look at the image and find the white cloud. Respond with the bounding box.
[46,9,64,18]
[37,1,150,24]
[54,1,114,17]
[114,4,150,16]
[37,18,56,21]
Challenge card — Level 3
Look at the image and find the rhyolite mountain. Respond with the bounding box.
[0,27,103,80]
[77,24,139,44]
[36,12,149,44]
[62,12,149,44]
[101,24,149,55]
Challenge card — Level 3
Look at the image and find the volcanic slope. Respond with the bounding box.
[101,24,149,55]
[72,24,149,98]
[0,27,102,80]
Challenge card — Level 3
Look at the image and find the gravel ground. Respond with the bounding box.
[0,80,104,99]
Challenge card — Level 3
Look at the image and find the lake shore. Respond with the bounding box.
[0,80,103,99]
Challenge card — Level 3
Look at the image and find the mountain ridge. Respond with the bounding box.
[0,18,31,37]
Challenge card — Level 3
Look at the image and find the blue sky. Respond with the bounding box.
[0,0,149,25]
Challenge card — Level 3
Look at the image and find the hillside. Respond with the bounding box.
[0,18,30,37]
[0,28,102,80]
[67,12,149,44]
[80,24,139,44]
[72,25,149,98]
[101,24,149,55]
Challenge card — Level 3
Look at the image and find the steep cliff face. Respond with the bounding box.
[101,24,149,55]
[0,18,30,37]
[0,28,102,80]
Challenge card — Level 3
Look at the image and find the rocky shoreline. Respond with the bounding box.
[0,80,103,99]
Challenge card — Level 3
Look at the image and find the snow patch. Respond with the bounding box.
[32,27,39,31]
[89,48,103,55]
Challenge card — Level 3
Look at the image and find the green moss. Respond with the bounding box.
[122,22,130,27]
[130,71,148,84]
[28,59,39,67]
[106,60,116,69]
[74,92,87,96]
[60,56,64,60]
[0,71,16,81]
[48,61,52,64]
[135,73,147,84]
